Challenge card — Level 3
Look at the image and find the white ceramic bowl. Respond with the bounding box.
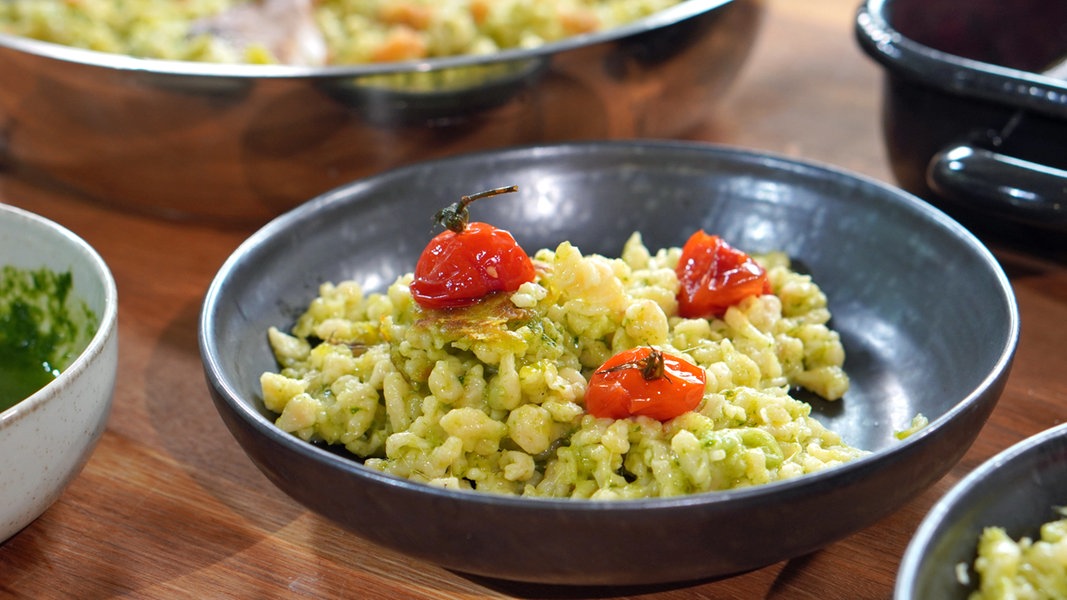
[0,203,118,542]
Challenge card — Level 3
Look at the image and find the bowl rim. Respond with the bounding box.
[894,420,1067,597]
[0,203,119,427]
[199,139,1020,512]
[855,0,1067,119]
[0,0,736,79]
[198,138,1015,508]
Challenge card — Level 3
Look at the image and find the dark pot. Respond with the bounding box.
[856,0,1067,243]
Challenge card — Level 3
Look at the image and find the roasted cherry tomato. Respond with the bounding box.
[585,347,706,421]
[410,186,536,310]
[675,230,771,319]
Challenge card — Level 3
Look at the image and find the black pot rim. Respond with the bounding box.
[855,0,1067,120]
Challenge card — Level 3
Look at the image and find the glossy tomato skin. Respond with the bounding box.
[585,347,707,421]
[411,222,536,310]
[675,230,771,319]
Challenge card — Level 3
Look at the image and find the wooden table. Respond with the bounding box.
[2,1,1065,597]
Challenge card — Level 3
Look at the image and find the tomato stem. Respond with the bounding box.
[433,185,520,233]
[598,347,670,381]
[641,348,667,380]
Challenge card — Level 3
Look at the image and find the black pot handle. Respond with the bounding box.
[927,143,1067,229]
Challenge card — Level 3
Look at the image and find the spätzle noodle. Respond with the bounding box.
[261,233,867,499]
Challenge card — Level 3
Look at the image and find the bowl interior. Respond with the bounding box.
[897,423,1067,599]
[886,0,1067,73]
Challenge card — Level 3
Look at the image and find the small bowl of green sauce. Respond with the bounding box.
[0,203,118,542]
[0,265,99,409]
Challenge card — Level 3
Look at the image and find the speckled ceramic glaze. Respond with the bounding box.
[896,422,1067,598]
[200,141,1019,585]
[0,203,118,543]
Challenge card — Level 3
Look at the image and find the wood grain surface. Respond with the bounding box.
[2,1,1065,598]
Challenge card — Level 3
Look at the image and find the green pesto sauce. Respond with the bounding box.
[0,265,98,411]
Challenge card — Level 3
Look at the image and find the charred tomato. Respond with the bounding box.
[585,347,706,421]
[675,230,771,319]
[410,186,536,310]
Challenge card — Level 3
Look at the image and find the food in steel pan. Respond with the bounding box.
[0,265,98,411]
[0,0,688,66]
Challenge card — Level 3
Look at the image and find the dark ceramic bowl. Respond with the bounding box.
[199,140,1018,586]
[896,422,1067,599]
[0,0,762,225]
[855,0,1067,235]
